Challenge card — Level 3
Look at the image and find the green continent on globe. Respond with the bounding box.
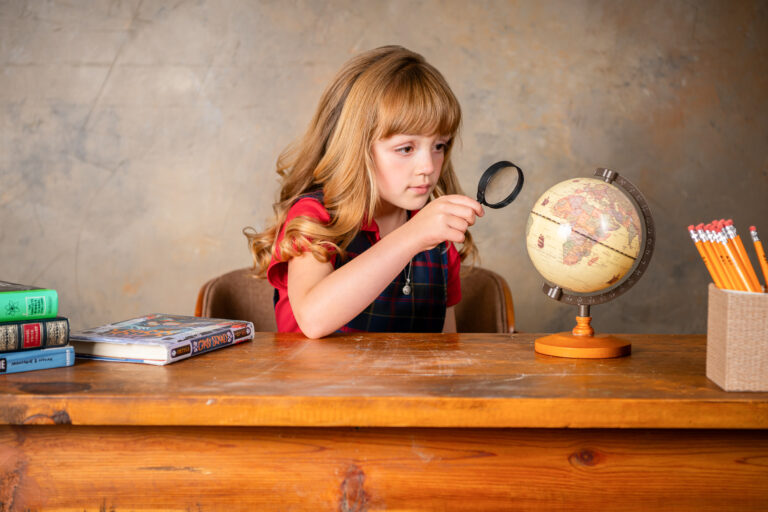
[526,178,643,294]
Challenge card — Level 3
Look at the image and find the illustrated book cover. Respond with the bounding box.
[70,314,254,365]
[0,317,69,353]
[0,345,75,375]
[0,281,59,322]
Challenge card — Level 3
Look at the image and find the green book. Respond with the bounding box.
[0,281,59,322]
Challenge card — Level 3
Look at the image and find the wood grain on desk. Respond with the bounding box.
[1,332,766,428]
[2,333,768,511]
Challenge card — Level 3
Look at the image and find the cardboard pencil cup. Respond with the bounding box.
[706,284,768,391]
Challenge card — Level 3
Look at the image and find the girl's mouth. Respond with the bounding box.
[409,185,430,195]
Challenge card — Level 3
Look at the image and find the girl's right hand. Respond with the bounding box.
[404,195,484,251]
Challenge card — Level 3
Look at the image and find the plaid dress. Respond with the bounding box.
[286,191,450,333]
[340,222,449,333]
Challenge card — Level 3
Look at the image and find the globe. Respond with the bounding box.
[525,168,655,358]
[526,177,642,294]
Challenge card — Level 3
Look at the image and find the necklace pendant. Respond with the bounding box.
[402,260,413,295]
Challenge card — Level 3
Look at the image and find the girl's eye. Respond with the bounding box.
[435,142,447,152]
[395,145,413,155]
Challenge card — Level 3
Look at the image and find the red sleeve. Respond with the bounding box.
[266,197,332,290]
[446,242,461,307]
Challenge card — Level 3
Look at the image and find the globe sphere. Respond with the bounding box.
[525,177,643,294]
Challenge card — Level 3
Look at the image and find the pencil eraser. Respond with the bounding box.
[696,223,704,230]
[750,226,757,232]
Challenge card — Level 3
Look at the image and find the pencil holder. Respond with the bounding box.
[706,284,768,391]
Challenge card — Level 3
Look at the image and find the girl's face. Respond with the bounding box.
[371,133,450,214]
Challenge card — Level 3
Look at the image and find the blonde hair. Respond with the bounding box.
[245,45,477,277]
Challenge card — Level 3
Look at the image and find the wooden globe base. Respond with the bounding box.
[535,316,631,359]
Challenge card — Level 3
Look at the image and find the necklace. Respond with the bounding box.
[402,260,413,295]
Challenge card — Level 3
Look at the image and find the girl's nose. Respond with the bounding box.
[416,151,435,175]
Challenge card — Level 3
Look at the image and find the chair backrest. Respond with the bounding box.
[194,267,277,332]
[455,265,515,333]
[195,265,514,333]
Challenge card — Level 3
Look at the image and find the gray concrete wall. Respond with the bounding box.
[1,0,766,334]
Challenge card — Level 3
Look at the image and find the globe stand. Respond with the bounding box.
[535,306,631,359]
[528,168,655,360]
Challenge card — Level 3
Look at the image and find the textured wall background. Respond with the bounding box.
[1,0,766,334]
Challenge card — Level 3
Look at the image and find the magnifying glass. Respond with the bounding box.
[476,160,524,209]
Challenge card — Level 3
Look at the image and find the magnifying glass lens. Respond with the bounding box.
[483,167,521,205]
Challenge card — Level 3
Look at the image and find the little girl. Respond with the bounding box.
[245,45,483,338]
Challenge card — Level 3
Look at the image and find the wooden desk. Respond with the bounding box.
[1,333,767,510]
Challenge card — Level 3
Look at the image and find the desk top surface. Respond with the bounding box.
[1,333,767,428]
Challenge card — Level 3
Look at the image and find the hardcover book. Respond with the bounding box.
[0,345,75,375]
[0,317,69,353]
[0,281,59,322]
[70,314,254,365]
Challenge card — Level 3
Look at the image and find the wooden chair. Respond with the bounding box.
[195,265,514,333]
[195,267,278,332]
[455,265,515,333]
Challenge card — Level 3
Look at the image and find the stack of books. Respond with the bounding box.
[0,281,75,375]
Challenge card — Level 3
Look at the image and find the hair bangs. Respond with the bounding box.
[376,65,461,140]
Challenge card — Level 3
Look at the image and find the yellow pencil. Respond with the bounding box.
[689,225,724,288]
[716,221,755,292]
[724,220,762,292]
[705,223,739,290]
[750,226,768,292]
[697,224,730,288]
[718,220,760,292]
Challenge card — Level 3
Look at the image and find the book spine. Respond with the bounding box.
[168,323,254,363]
[0,317,70,353]
[0,289,59,322]
[0,346,75,374]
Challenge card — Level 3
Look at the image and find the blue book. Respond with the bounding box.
[0,346,75,375]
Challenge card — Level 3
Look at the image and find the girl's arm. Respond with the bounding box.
[287,194,482,338]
